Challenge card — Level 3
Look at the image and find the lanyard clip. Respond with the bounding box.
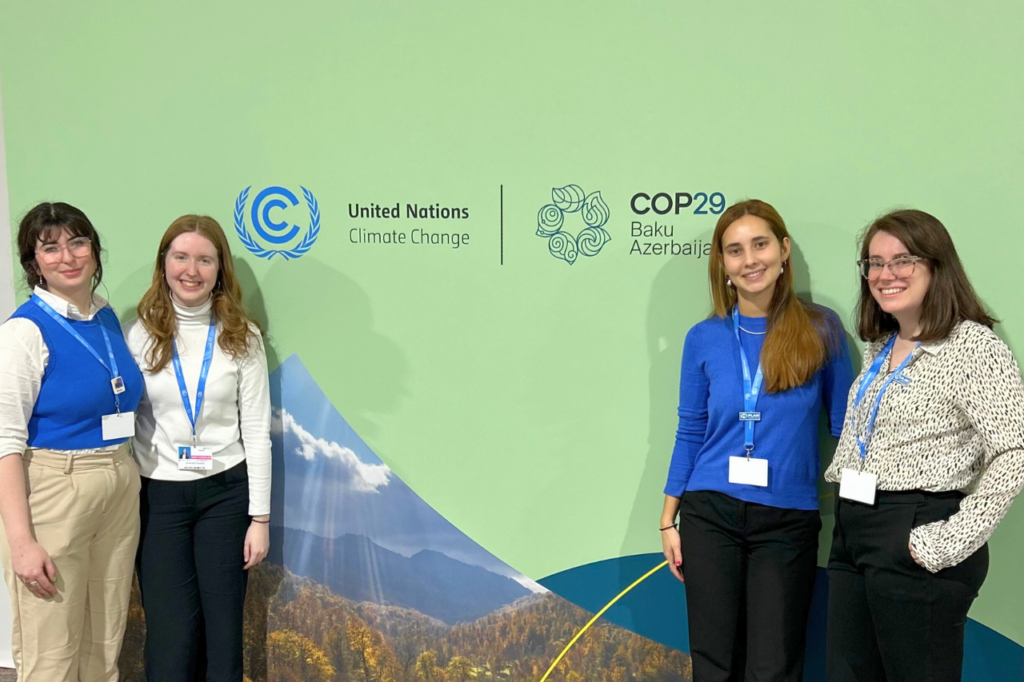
[744,445,754,460]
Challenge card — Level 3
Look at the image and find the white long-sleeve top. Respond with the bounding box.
[125,298,271,516]
[0,287,116,458]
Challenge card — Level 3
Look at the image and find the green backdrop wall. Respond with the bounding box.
[2,0,1022,668]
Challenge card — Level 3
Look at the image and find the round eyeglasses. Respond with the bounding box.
[36,237,92,264]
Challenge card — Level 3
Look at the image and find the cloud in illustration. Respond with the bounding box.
[272,407,391,493]
[271,354,540,588]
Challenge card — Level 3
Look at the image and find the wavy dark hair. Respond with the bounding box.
[17,202,103,293]
[856,209,996,342]
[137,215,262,372]
[709,199,840,392]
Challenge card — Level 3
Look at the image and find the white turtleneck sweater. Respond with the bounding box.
[124,298,271,516]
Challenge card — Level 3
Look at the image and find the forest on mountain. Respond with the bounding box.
[118,562,692,682]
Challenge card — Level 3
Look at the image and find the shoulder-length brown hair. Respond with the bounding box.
[137,215,262,372]
[17,202,104,293]
[856,209,995,342]
[709,199,838,393]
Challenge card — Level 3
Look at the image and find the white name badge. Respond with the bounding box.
[729,456,768,487]
[177,445,213,471]
[839,467,878,505]
[101,412,135,440]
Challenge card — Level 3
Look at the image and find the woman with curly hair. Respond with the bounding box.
[126,215,271,682]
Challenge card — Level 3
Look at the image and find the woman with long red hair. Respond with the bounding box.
[125,215,271,682]
[660,199,853,681]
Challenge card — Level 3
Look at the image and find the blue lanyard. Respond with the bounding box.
[851,335,917,460]
[732,308,765,456]
[172,321,217,445]
[32,295,125,412]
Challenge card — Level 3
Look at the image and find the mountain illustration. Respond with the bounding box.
[270,527,529,624]
[115,354,696,681]
[267,354,542,594]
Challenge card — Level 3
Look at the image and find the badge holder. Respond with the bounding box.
[178,439,213,471]
[101,375,135,440]
[102,411,135,440]
[839,464,877,505]
[730,445,768,487]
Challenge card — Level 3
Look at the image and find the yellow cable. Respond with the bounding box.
[538,560,669,682]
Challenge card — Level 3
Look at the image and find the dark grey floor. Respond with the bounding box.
[0,668,13,681]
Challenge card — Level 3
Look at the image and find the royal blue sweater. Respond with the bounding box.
[664,310,854,510]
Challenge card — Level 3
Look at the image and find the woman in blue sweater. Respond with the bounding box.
[660,199,853,682]
[0,202,144,681]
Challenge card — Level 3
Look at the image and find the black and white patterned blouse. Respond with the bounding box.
[825,320,1024,573]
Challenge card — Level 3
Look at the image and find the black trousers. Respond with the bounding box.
[826,490,988,682]
[137,462,251,682]
[678,490,821,682]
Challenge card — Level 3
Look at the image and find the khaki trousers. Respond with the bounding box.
[0,443,140,682]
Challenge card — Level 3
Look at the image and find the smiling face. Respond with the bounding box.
[866,230,932,326]
[35,228,97,298]
[164,232,220,307]
[720,215,790,310]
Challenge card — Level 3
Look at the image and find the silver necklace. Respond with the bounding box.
[739,326,766,335]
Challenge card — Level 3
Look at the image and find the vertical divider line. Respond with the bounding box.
[500,185,504,266]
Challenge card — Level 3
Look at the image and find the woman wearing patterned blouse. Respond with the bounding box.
[825,209,1024,682]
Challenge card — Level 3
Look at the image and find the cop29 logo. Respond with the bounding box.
[234,186,321,260]
[535,184,611,265]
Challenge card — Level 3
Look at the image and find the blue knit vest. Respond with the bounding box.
[10,299,143,449]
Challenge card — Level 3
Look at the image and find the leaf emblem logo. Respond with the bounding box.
[533,185,611,265]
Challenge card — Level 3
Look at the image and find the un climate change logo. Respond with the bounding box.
[535,184,611,265]
[234,186,320,260]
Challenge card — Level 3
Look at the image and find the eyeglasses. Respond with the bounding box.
[857,255,924,280]
[36,237,92,264]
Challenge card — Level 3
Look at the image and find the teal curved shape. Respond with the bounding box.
[538,553,1024,682]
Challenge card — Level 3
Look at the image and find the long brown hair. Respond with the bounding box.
[856,209,995,342]
[137,215,262,372]
[709,199,837,393]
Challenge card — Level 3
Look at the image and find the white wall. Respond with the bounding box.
[0,72,17,669]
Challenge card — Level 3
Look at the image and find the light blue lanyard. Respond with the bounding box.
[851,335,917,460]
[732,308,764,457]
[171,322,217,446]
[32,295,124,412]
